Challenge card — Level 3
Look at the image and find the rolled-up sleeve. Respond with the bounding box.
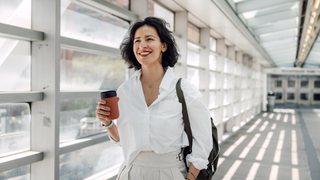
[182,79,213,170]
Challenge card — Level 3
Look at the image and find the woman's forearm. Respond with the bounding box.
[106,122,120,142]
[185,163,200,180]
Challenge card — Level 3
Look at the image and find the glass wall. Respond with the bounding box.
[0,0,265,178]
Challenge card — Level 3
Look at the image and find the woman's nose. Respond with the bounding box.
[139,40,147,48]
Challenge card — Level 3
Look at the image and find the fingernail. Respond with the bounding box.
[107,107,110,111]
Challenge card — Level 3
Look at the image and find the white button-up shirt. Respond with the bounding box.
[111,68,212,170]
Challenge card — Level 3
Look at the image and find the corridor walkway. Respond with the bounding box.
[214,108,320,180]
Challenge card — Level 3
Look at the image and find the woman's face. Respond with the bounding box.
[133,25,167,68]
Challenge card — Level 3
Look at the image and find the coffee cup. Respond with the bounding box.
[100,90,119,120]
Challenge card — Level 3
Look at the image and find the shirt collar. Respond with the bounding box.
[132,68,175,91]
[159,68,175,91]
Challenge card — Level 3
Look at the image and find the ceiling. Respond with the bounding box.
[229,0,300,67]
[159,0,276,67]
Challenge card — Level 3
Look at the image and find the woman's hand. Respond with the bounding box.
[95,97,119,126]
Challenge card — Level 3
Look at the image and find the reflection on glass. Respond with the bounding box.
[0,164,30,179]
[209,72,215,89]
[188,23,200,43]
[105,0,129,9]
[209,54,216,70]
[60,49,127,91]
[60,98,105,142]
[0,37,31,91]
[0,0,31,28]
[61,0,129,48]
[59,141,124,180]
[148,0,174,31]
[0,103,30,157]
[187,67,199,88]
[187,45,200,66]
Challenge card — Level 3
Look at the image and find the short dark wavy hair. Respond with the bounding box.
[120,17,180,70]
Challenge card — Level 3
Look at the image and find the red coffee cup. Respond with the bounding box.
[100,90,119,120]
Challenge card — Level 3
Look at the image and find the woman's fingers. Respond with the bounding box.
[96,109,110,116]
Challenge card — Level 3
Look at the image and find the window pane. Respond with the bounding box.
[60,98,104,142]
[187,67,199,88]
[288,80,295,87]
[59,141,123,179]
[61,0,129,48]
[0,103,30,157]
[187,45,200,66]
[0,37,31,91]
[105,0,129,9]
[0,164,30,179]
[209,72,215,89]
[276,80,282,87]
[224,58,228,73]
[300,93,308,100]
[314,80,320,88]
[314,94,320,101]
[209,54,216,70]
[0,0,31,28]
[275,93,282,100]
[187,23,200,43]
[60,49,127,91]
[287,93,295,100]
[301,80,308,87]
[209,92,215,109]
[210,37,216,52]
[148,1,174,31]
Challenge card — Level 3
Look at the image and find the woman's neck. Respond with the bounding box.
[140,64,165,84]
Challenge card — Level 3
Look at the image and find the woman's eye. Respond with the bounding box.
[134,40,140,43]
[147,38,153,41]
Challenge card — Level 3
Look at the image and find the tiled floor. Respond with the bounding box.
[214,108,320,180]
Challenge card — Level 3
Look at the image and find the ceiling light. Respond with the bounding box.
[303,43,307,47]
[314,0,320,9]
[312,12,317,18]
[307,29,312,34]
[310,17,315,24]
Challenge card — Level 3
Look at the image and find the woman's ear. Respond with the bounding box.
[162,43,167,52]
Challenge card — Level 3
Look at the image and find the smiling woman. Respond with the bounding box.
[95,17,213,180]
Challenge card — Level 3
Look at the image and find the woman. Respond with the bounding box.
[96,17,212,180]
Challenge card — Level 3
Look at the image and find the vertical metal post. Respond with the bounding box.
[31,0,60,179]
[226,45,235,132]
[199,28,210,106]
[216,38,225,140]
[173,11,188,78]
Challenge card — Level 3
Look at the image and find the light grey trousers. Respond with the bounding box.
[117,149,187,180]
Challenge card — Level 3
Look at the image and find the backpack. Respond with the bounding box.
[176,78,220,180]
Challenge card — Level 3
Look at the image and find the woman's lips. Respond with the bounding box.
[139,52,152,57]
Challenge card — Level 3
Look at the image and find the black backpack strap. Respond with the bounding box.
[176,78,193,149]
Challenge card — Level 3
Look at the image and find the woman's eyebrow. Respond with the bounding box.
[134,35,156,40]
[146,35,156,38]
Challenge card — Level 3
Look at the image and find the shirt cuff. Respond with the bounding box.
[108,133,121,146]
[186,154,209,170]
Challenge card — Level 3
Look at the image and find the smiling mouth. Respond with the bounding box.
[139,52,152,55]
